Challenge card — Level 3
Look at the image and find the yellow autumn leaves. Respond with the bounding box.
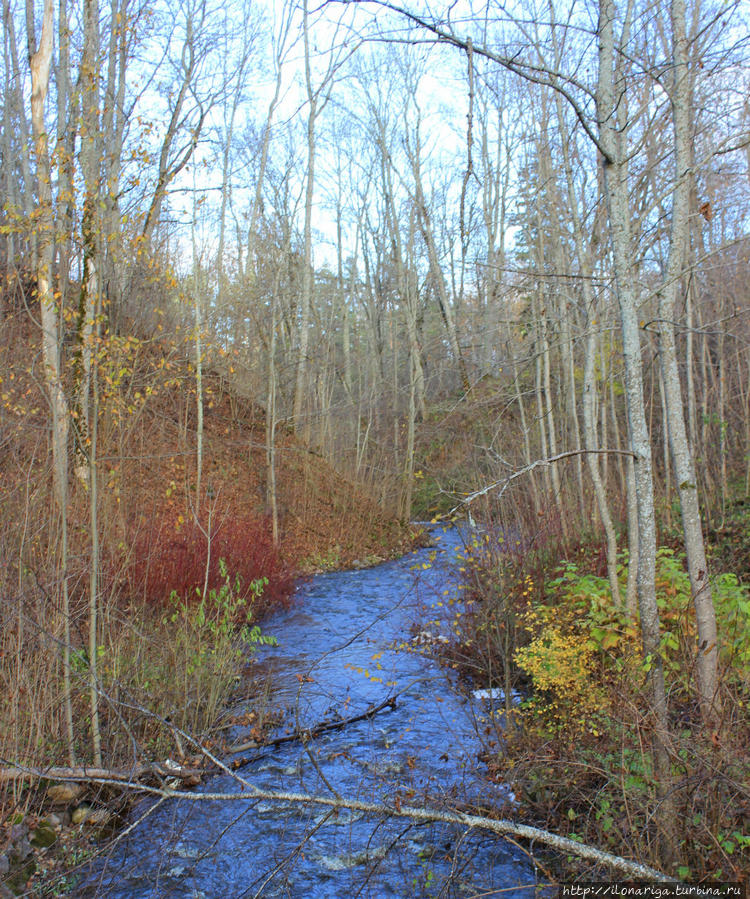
[513,605,606,737]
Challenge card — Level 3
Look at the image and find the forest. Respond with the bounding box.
[1,0,749,892]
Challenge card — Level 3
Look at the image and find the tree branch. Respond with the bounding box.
[450,449,637,513]
[0,761,203,785]
[29,772,675,880]
[227,695,398,758]
[333,0,613,161]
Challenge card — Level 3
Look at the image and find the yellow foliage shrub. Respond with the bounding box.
[514,607,605,735]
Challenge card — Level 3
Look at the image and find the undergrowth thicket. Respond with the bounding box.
[448,509,750,879]
[97,559,278,760]
[131,503,296,617]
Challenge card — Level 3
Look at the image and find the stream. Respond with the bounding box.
[81,525,543,898]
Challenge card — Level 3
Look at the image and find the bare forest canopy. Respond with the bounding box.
[1,0,750,882]
[1,0,748,497]
[1,0,747,516]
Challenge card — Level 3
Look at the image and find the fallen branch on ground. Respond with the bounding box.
[0,761,203,786]
[0,699,399,787]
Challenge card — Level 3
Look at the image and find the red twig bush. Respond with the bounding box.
[131,505,296,618]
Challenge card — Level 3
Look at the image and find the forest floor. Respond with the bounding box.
[1,307,417,605]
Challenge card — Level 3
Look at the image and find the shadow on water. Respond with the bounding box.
[80,525,545,898]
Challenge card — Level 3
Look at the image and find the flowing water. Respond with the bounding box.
[81,525,542,898]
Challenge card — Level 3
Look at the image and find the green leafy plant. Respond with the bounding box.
[452,525,750,879]
[304,547,341,571]
[547,561,638,657]
[711,571,750,679]
[165,559,277,691]
[96,559,278,756]
[168,559,277,650]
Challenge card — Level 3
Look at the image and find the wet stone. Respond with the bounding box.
[30,821,57,849]
[46,783,85,804]
[7,826,26,846]
[7,836,31,865]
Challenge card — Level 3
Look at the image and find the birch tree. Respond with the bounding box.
[595,0,676,853]
[26,0,76,763]
[653,0,720,723]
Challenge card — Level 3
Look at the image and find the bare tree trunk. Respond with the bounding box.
[536,111,585,516]
[685,276,698,453]
[55,0,74,313]
[191,182,204,503]
[551,84,621,601]
[657,364,672,526]
[405,117,470,392]
[534,324,551,498]
[541,306,567,536]
[27,0,76,764]
[655,0,720,726]
[624,452,639,617]
[7,0,35,261]
[531,287,564,527]
[378,124,425,421]
[194,293,204,501]
[266,288,279,544]
[718,329,727,516]
[597,0,677,861]
[294,0,321,437]
[417,194,469,393]
[100,0,129,325]
[87,307,102,767]
[560,301,585,517]
[584,318,622,606]
[401,353,417,521]
[77,0,103,765]
[605,330,616,488]
[400,209,420,520]
[75,0,101,453]
[506,322,540,514]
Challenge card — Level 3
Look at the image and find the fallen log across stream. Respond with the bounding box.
[0,756,678,881]
[49,767,678,882]
[227,694,398,763]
